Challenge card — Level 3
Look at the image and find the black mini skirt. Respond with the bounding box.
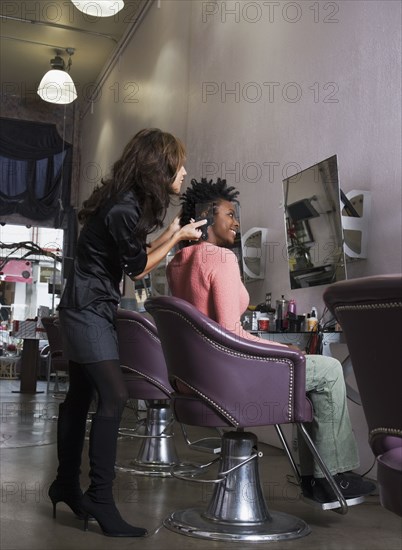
[58,308,119,364]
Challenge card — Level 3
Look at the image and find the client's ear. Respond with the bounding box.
[205,222,217,244]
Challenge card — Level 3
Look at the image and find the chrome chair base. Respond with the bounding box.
[163,431,311,542]
[164,508,310,542]
[116,402,180,477]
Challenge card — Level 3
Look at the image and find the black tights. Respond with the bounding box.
[64,360,128,420]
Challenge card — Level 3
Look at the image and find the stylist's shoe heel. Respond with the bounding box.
[48,480,86,520]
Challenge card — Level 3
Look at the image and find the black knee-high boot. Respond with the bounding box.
[48,401,88,519]
[81,415,147,537]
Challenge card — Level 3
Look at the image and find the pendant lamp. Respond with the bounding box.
[71,1,125,17]
[37,49,77,105]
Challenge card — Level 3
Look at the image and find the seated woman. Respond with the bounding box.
[167,177,375,504]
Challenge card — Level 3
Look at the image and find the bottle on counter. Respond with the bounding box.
[287,299,296,316]
[311,306,318,319]
[265,292,276,331]
[251,311,258,331]
[287,299,297,331]
[307,310,318,331]
[275,295,289,331]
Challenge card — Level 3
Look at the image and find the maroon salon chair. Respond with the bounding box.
[115,309,180,476]
[145,296,356,543]
[324,274,402,517]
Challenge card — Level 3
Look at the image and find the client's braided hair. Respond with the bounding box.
[180,178,240,226]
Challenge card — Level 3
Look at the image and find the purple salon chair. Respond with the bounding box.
[324,274,402,517]
[41,316,69,395]
[115,308,180,476]
[42,316,97,426]
[145,296,355,543]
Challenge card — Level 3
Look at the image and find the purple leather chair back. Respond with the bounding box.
[324,274,402,516]
[116,309,173,400]
[145,296,312,428]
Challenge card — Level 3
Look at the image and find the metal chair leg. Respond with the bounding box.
[296,422,366,513]
[275,424,302,484]
[164,431,311,542]
[275,423,367,513]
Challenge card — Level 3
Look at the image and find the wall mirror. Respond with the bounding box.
[282,155,347,289]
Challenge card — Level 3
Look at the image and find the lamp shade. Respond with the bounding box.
[71,1,124,17]
[37,69,77,105]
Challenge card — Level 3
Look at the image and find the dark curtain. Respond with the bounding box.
[0,118,73,227]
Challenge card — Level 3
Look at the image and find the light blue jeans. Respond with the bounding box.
[298,355,359,478]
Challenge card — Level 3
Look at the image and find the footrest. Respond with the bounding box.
[189,437,221,454]
[170,459,221,483]
[115,460,176,477]
[301,493,366,512]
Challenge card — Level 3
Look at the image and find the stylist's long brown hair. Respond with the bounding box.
[78,128,186,240]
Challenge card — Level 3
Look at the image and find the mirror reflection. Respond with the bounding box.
[282,155,347,289]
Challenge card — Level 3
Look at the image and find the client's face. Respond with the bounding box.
[208,200,240,247]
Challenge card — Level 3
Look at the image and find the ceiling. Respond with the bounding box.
[0,0,148,107]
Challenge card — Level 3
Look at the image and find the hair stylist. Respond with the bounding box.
[49,129,206,537]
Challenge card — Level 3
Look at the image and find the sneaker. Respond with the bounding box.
[302,473,376,503]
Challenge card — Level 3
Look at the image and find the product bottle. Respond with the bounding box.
[287,299,297,331]
[251,311,258,331]
[275,295,289,331]
[311,306,318,319]
[307,310,318,331]
[287,299,296,316]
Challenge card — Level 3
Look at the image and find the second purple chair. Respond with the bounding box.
[115,308,180,476]
[41,316,69,395]
[324,274,402,517]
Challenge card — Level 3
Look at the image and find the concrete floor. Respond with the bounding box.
[1,379,401,550]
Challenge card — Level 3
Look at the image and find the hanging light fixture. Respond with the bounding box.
[71,1,124,17]
[37,48,77,105]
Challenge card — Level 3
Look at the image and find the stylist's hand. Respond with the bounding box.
[168,214,182,235]
[177,219,207,242]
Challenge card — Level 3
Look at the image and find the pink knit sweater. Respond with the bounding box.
[167,242,282,345]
